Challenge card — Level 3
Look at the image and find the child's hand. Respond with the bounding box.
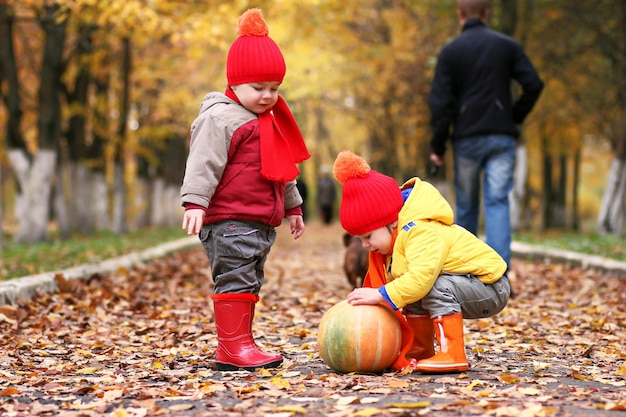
[287,215,305,240]
[347,287,384,305]
[182,209,205,235]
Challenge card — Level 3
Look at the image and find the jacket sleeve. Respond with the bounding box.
[284,180,304,210]
[384,224,448,309]
[511,45,544,124]
[180,113,229,208]
[428,48,455,156]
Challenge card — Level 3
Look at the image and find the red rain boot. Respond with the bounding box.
[211,293,283,371]
[405,313,435,361]
[415,313,470,373]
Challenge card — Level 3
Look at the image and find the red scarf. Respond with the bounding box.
[225,88,310,182]
[362,229,414,371]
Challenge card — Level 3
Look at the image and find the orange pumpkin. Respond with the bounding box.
[317,300,402,373]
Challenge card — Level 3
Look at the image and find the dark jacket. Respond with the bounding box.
[429,19,544,156]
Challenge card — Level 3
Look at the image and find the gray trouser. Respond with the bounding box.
[199,220,276,295]
[403,273,511,319]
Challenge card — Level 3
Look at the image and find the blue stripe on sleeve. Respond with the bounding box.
[378,286,399,310]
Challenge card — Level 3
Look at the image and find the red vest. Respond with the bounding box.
[204,120,286,227]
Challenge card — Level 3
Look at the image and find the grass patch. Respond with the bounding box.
[1,227,188,280]
[513,231,626,261]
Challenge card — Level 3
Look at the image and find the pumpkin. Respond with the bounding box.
[317,300,402,373]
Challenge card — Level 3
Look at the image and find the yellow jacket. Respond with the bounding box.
[383,177,507,309]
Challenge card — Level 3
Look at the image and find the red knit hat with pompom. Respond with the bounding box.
[227,9,286,85]
[333,150,404,236]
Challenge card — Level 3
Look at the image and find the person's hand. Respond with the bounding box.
[287,214,305,240]
[430,153,445,166]
[347,287,384,305]
[182,209,205,235]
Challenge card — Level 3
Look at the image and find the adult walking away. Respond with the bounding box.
[180,9,309,371]
[317,166,337,224]
[428,0,544,269]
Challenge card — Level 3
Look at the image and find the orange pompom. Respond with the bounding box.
[333,150,371,185]
[237,8,269,37]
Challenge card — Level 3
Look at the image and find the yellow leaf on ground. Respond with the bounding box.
[385,401,430,408]
[272,405,308,414]
[75,367,99,374]
[465,379,482,390]
[498,373,520,384]
[270,377,291,389]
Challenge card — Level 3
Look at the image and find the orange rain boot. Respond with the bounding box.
[415,313,470,373]
[405,313,435,361]
[211,293,283,371]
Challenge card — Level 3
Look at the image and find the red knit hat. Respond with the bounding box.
[227,9,286,85]
[333,150,404,236]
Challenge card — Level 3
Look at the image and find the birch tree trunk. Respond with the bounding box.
[68,163,100,234]
[53,161,70,239]
[510,140,528,232]
[8,149,57,243]
[112,163,127,234]
[597,158,626,236]
[150,178,184,228]
[597,0,626,236]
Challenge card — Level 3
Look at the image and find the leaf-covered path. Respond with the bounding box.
[1,222,625,416]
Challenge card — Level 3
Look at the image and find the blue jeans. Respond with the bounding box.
[452,135,516,268]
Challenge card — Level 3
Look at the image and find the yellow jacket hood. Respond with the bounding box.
[399,178,454,226]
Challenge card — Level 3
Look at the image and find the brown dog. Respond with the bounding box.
[342,233,369,289]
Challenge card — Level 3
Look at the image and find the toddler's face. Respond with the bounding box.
[231,82,281,114]
[357,225,394,256]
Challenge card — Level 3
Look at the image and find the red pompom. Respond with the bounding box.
[237,8,269,37]
[333,150,371,185]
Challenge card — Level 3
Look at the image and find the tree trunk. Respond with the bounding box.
[552,154,567,228]
[597,0,626,236]
[149,178,183,228]
[53,161,70,239]
[541,152,552,231]
[597,158,626,236]
[68,163,100,233]
[0,1,23,149]
[8,149,57,243]
[0,1,23,245]
[572,149,580,231]
[510,140,527,232]
[134,177,150,229]
[38,4,66,150]
[112,37,132,234]
[112,163,127,234]
[10,4,66,243]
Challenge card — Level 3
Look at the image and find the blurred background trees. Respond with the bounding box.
[0,0,625,245]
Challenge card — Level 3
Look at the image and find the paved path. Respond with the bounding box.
[0,223,624,416]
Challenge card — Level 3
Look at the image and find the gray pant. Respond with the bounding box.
[403,273,511,319]
[199,220,276,295]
